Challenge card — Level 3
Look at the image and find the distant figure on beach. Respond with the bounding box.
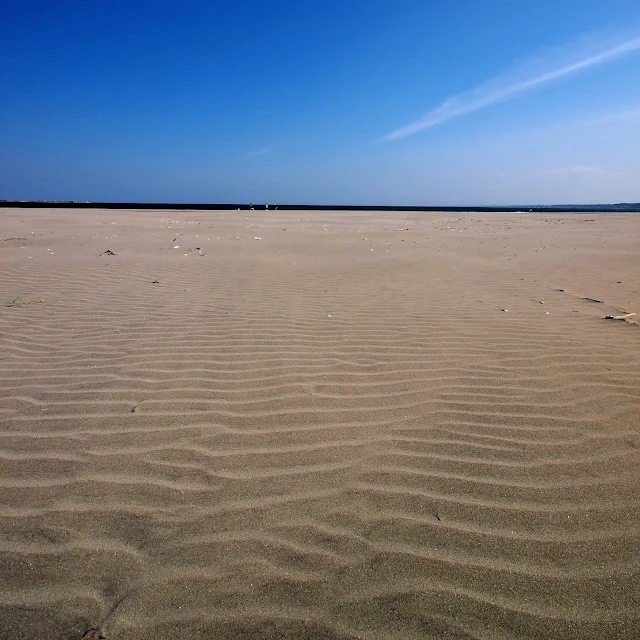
[249,202,254,211]
[266,204,269,210]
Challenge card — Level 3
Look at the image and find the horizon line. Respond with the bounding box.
[1,199,639,213]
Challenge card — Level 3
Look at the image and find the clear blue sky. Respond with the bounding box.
[1,0,640,205]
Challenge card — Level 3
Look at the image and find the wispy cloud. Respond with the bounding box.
[541,165,619,176]
[383,34,640,141]
[574,105,640,128]
[544,166,604,174]
[245,146,272,158]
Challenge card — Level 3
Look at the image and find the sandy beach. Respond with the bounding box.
[1,208,638,639]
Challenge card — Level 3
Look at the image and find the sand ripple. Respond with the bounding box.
[1,210,638,639]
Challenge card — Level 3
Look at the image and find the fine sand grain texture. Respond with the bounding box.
[0,209,639,639]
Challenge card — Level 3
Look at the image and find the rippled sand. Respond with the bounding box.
[1,209,638,639]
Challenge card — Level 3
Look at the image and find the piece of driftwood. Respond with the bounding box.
[604,313,636,320]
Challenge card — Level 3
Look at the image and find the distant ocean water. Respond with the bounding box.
[1,201,639,212]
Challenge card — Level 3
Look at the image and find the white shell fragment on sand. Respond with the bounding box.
[604,313,636,320]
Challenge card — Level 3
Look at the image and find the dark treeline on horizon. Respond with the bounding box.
[1,201,639,212]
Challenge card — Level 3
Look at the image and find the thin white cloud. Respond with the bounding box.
[574,105,640,128]
[541,166,620,176]
[383,34,640,142]
[245,146,272,157]
[565,166,604,174]
[544,166,604,174]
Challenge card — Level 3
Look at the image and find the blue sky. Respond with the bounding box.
[1,0,640,205]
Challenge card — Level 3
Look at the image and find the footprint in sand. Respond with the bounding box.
[82,629,108,640]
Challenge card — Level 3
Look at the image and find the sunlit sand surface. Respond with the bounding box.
[1,208,638,639]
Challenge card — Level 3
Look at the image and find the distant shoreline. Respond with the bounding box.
[1,200,639,212]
